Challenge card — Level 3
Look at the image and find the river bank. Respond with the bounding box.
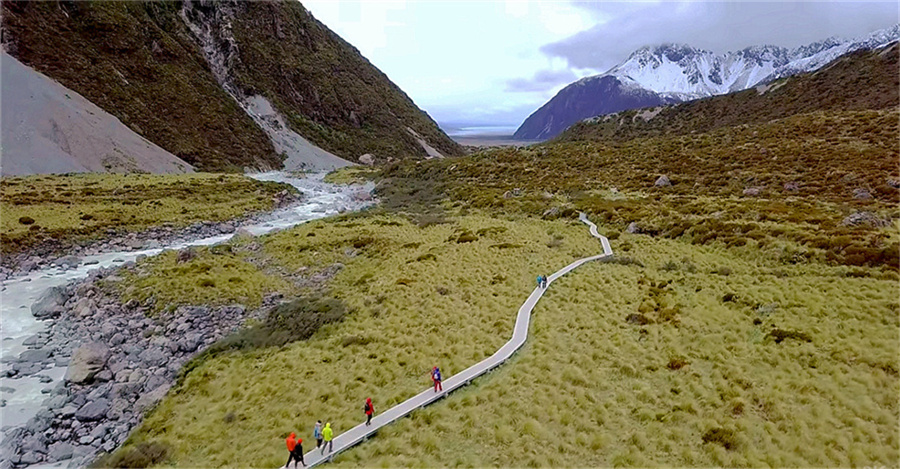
[0,172,375,468]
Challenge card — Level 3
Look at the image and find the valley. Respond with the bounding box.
[0,2,897,469]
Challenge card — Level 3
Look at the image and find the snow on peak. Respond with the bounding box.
[595,25,899,98]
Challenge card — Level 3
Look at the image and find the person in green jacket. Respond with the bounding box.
[320,422,334,454]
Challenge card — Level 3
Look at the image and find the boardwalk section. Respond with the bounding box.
[298,213,612,467]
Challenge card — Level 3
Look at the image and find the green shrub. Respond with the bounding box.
[18,216,34,225]
[767,328,812,344]
[702,428,737,450]
[92,441,170,468]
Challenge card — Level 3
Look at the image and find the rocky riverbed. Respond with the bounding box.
[0,260,282,468]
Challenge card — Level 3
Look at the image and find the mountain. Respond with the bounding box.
[514,25,899,140]
[558,41,899,143]
[1,1,461,173]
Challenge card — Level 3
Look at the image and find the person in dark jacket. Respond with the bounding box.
[364,397,374,426]
[285,432,305,468]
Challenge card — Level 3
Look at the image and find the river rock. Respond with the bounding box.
[48,442,75,461]
[31,286,69,319]
[65,342,110,384]
[18,451,42,465]
[134,384,170,413]
[75,399,110,421]
[56,255,81,269]
[138,348,167,367]
[19,349,52,362]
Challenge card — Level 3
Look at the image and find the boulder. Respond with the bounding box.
[138,348,168,368]
[55,255,82,269]
[742,187,761,197]
[48,442,75,461]
[654,175,671,187]
[18,349,51,362]
[626,222,641,234]
[358,153,375,166]
[852,187,872,200]
[134,384,171,414]
[65,342,110,384]
[31,286,69,319]
[783,182,800,192]
[74,399,110,421]
[541,207,560,219]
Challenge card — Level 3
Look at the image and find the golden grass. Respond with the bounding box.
[113,213,898,467]
[116,246,294,314]
[0,172,289,255]
[323,166,379,185]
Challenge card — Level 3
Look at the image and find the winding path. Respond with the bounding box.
[297,213,612,467]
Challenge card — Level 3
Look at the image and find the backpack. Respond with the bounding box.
[364,403,370,413]
[434,369,441,381]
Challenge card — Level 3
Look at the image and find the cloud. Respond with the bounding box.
[542,2,900,72]
[505,68,578,92]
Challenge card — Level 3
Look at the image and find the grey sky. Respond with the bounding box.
[303,1,898,128]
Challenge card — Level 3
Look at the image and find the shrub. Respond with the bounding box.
[767,328,812,344]
[722,293,737,302]
[197,278,216,288]
[661,260,679,271]
[455,232,478,243]
[625,313,652,325]
[667,357,689,370]
[80,213,94,221]
[92,441,170,468]
[341,335,372,347]
[714,266,732,276]
[602,256,644,267]
[18,216,34,225]
[702,428,737,450]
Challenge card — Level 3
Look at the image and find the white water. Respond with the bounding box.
[0,172,374,430]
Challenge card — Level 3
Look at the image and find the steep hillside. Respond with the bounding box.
[559,42,899,142]
[1,1,279,172]
[1,1,461,172]
[1,52,193,176]
[512,76,677,140]
[515,26,899,140]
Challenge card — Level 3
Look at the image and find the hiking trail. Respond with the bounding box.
[296,213,613,467]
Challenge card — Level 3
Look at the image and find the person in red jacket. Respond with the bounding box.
[285,432,305,468]
[364,397,374,426]
[432,366,442,392]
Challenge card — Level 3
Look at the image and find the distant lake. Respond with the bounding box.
[442,125,519,137]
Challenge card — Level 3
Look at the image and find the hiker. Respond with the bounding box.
[285,432,305,468]
[313,421,323,449]
[364,398,374,426]
[541,275,548,289]
[432,366,443,392]
[321,422,334,454]
[536,275,543,289]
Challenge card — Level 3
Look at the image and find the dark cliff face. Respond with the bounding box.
[1,0,461,171]
[512,76,674,141]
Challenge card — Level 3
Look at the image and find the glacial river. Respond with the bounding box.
[0,172,374,431]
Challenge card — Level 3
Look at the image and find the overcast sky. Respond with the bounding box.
[302,1,899,130]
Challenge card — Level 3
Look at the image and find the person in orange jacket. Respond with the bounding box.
[364,397,374,426]
[285,432,305,468]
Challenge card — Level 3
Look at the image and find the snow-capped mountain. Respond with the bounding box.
[514,25,899,140]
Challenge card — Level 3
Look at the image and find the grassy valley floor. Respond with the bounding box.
[107,211,898,467]
[0,172,292,258]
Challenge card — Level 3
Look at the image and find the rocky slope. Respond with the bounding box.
[514,25,899,140]
[1,52,193,176]
[1,1,461,172]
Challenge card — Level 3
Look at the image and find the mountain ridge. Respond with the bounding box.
[514,24,899,140]
[1,1,461,173]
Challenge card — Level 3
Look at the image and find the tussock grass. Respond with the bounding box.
[0,173,288,255]
[117,247,293,313]
[323,232,898,467]
[114,213,897,467]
